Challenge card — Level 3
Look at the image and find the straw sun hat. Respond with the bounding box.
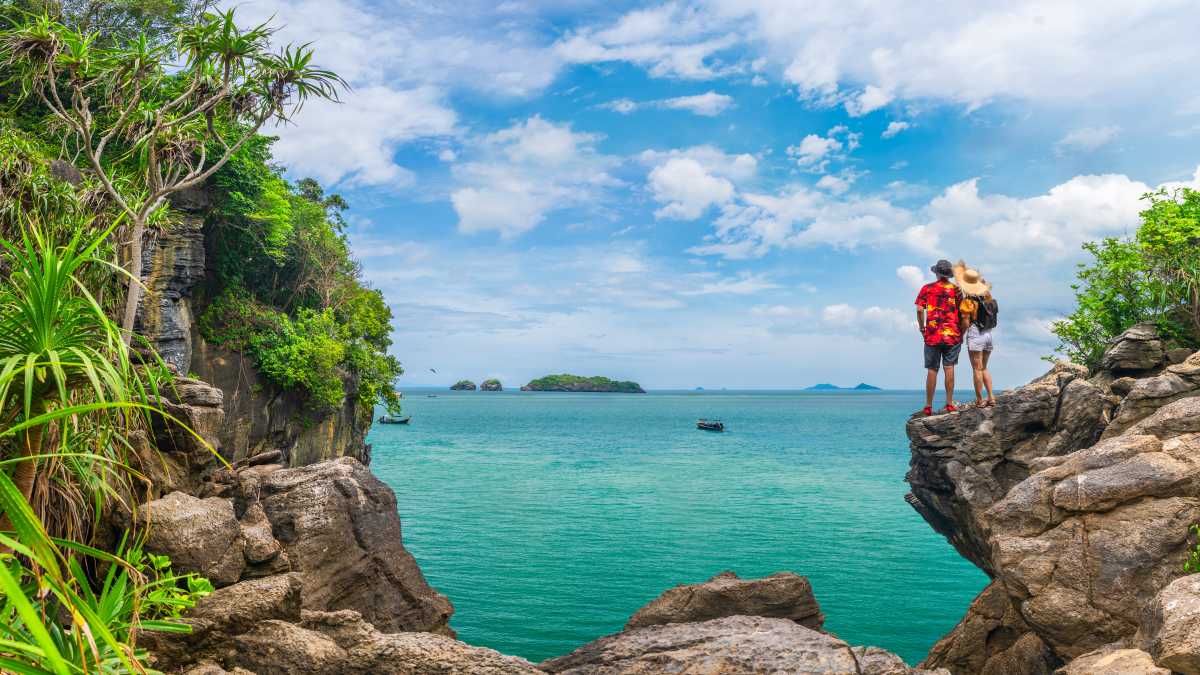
[954,264,991,296]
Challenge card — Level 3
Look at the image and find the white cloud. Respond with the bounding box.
[681,273,779,295]
[786,125,860,172]
[1053,125,1120,155]
[821,304,911,335]
[896,265,926,291]
[648,158,736,219]
[690,164,1200,262]
[451,116,621,237]
[815,172,858,195]
[660,91,736,116]
[845,85,893,116]
[639,146,759,183]
[581,1,1199,115]
[555,3,738,80]
[882,121,911,139]
[602,98,638,114]
[266,86,457,187]
[600,91,736,116]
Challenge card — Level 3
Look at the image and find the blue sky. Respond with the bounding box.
[234,0,1200,389]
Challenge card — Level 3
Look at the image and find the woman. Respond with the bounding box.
[956,266,998,408]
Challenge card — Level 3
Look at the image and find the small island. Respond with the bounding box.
[804,383,882,391]
[450,380,477,391]
[481,378,503,391]
[521,374,646,393]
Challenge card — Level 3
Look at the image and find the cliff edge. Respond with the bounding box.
[907,323,1200,674]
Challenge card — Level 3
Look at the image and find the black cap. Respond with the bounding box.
[931,259,953,277]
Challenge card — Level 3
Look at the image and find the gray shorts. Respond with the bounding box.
[966,325,993,352]
[924,343,961,371]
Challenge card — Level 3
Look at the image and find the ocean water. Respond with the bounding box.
[368,389,987,666]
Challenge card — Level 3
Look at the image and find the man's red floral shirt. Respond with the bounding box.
[915,281,963,346]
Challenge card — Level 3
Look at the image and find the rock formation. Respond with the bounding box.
[908,324,1200,674]
[624,570,824,631]
[451,380,477,390]
[482,378,503,391]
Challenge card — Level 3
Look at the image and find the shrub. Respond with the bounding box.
[1052,188,1200,366]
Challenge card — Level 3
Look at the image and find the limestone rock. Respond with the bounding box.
[257,457,454,634]
[1144,573,1200,674]
[138,492,245,586]
[450,380,477,391]
[135,216,207,372]
[540,615,862,674]
[481,379,503,391]
[1055,645,1169,674]
[153,377,225,474]
[986,432,1200,657]
[1101,323,1166,373]
[922,582,1059,675]
[624,570,823,631]
[189,340,371,466]
[905,362,1106,572]
[1103,370,1199,438]
[1169,347,1195,365]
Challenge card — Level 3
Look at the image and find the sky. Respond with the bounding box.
[230,0,1200,389]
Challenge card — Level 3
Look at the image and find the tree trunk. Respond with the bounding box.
[120,219,146,346]
[0,410,44,540]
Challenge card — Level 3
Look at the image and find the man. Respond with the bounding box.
[915,259,963,415]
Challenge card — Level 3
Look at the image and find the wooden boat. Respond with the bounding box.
[378,415,411,425]
[697,418,724,432]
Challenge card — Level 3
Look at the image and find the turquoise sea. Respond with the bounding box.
[368,389,987,665]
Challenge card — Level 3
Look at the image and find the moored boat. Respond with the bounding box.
[697,418,724,432]
[378,415,411,425]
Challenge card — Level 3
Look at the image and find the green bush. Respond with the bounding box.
[1052,188,1200,366]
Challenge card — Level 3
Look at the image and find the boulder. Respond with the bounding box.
[257,457,454,634]
[624,571,823,631]
[1101,323,1166,373]
[540,616,862,674]
[985,432,1200,657]
[1103,371,1199,438]
[922,581,1059,675]
[1127,396,1200,439]
[1168,347,1195,365]
[1143,574,1200,674]
[137,491,245,586]
[905,362,1106,572]
[1055,645,1169,674]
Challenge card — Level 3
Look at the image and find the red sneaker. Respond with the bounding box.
[943,404,957,413]
[920,406,932,416]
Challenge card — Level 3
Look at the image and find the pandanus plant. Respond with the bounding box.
[0,9,345,344]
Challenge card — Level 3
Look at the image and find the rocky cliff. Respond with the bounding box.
[907,323,1200,674]
[135,195,372,467]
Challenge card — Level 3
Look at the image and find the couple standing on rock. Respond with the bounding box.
[915,258,1000,416]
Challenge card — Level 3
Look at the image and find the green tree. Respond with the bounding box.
[0,8,344,343]
[1052,188,1200,366]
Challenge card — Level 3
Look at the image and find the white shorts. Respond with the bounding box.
[966,324,993,352]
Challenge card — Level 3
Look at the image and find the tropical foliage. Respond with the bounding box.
[0,7,345,338]
[1052,188,1200,366]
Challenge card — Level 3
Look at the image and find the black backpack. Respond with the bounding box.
[974,297,999,330]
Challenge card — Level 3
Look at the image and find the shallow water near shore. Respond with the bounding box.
[369,389,987,665]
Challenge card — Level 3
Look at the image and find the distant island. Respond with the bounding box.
[804,383,882,391]
[481,378,503,391]
[450,380,477,391]
[521,374,646,393]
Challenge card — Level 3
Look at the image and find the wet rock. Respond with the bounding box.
[138,492,245,586]
[1101,323,1166,373]
[1055,644,1169,674]
[1144,573,1200,674]
[540,615,861,674]
[624,571,824,631]
[258,457,454,634]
